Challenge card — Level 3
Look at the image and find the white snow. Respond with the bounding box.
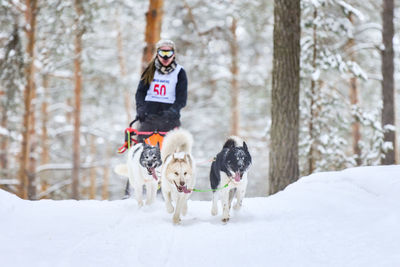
[1,165,400,267]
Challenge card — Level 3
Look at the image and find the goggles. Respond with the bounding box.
[157,49,174,59]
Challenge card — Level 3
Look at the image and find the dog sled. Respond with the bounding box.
[117,118,168,153]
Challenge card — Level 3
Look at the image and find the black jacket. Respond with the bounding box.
[135,68,188,119]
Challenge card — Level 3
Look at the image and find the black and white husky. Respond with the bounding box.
[114,143,162,207]
[210,136,252,222]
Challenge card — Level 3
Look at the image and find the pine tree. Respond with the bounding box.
[269,0,300,194]
[381,0,397,164]
[142,0,164,70]
[18,0,38,199]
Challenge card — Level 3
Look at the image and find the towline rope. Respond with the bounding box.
[191,182,229,193]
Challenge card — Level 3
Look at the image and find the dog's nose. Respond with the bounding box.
[180,181,185,186]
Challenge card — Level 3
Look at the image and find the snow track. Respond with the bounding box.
[1,165,400,267]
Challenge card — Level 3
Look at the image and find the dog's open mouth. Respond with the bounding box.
[173,181,191,194]
[147,167,158,181]
[233,172,241,182]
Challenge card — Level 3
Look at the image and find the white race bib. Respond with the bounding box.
[145,65,182,104]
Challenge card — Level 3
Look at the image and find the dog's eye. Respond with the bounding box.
[184,172,187,176]
[174,172,179,176]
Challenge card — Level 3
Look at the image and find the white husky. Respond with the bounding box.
[161,129,196,224]
[114,143,162,207]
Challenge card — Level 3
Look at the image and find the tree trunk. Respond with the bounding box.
[27,79,37,200]
[102,145,111,200]
[89,136,97,199]
[72,0,84,199]
[381,0,397,164]
[230,16,239,136]
[66,98,73,124]
[346,13,362,166]
[18,0,38,199]
[308,8,317,175]
[350,75,362,165]
[0,106,9,190]
[141,0,164,71]
[269,0,300,195]
[115,15,133,125]
[0,106,9,175]
[41,75,50,165]
[39,74,50,199]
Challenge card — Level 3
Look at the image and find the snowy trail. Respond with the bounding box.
[1,165,400,267]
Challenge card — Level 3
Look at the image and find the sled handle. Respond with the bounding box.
[129,118,138,128]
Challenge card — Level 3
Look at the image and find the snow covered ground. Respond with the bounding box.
[1,165,400,267]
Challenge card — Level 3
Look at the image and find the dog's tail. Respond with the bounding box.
[161,128,193,162]
[223,136,243,149]
[114,164,129,177]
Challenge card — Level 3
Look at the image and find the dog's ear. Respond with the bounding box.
[184,154,192,166]
[243,141,248,151]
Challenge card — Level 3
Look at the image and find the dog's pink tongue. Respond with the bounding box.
[151,168,158,181]
[182,186,191,194]
[234,172,241,182]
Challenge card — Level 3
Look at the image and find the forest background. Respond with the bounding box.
[0,0,399,201]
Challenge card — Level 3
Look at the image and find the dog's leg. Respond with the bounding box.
[181,197,188,216]
[123,179,131,199]
[228,188,236,210]
[173,195,183,224]
[149,181,158,205]
[145,182,154,205]
[211,192,219,216]
[234,178,247,210]
[133,182,144,207]
[221,189,230,223]
[234,188,244,210]
[162,188,174,213]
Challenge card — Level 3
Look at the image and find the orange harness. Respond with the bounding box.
[117,128,168,153]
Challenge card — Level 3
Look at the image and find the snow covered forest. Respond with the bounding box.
[1,0,399,201]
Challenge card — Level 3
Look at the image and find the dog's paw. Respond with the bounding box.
[137,200,144,207]
[211,207,218,216]
[222,217,230,223]
[173,216,181,225]
[166,203,174,213]
[233,201,242,210]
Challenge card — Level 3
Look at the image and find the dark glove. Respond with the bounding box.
[162,108,179,121]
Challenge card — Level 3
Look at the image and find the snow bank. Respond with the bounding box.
[1,165,400,267]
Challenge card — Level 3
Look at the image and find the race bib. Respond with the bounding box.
[145,65,182,104]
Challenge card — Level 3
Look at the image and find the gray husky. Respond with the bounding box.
[115,143,162,207]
